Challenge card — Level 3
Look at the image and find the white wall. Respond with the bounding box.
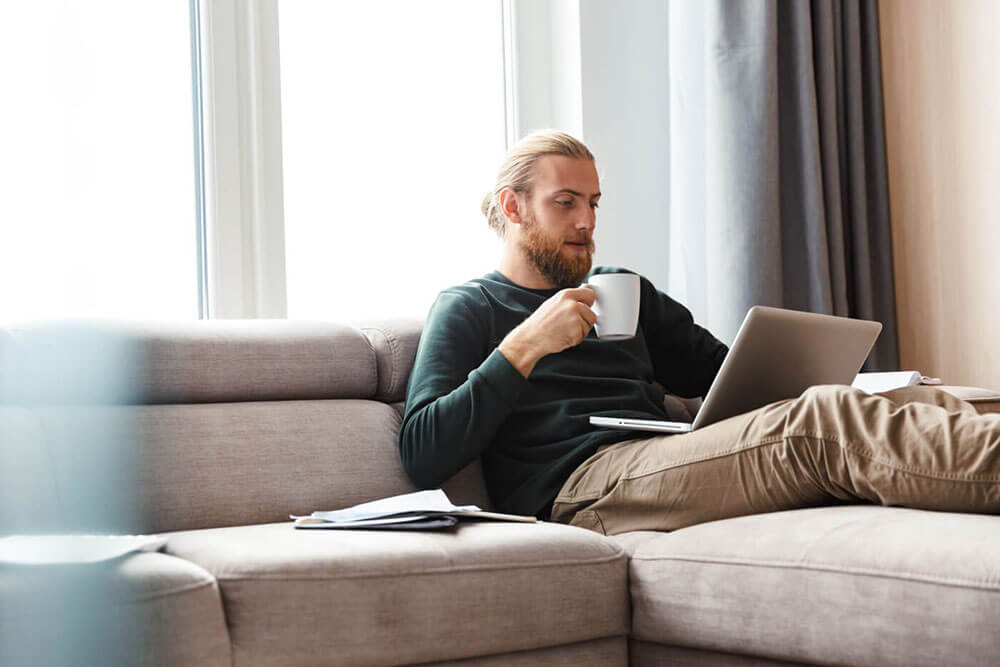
[511,0,672,291]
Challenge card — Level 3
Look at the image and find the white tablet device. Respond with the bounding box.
[590,305,882,435]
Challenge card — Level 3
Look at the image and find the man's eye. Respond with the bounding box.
[590,202,600,209]
[557,200,573,207]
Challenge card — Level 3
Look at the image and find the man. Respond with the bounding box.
[399,130,1000,535]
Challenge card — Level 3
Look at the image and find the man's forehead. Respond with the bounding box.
[532,154,600,195]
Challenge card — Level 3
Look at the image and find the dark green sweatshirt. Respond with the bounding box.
[399,266,728,519]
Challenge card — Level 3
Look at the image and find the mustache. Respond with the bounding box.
[565,236,595,249]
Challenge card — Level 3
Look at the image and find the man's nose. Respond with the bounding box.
[576,208,596,232]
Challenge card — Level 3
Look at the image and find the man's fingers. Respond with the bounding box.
[563,286,596,305]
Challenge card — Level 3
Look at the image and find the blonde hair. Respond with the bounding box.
[481,129,595,238]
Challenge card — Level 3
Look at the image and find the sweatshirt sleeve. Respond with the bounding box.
[399,289,530,489]
[636,274,729,398]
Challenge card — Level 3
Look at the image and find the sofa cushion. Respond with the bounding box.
[938,385,1000,402]
[0,406,61,533]
[3,320,377,404]
[439,457,496,511]
[607,530,661,558]
[29,399,416,533]
[368,323,495,511]
[360,318,423,403]
[0,552,230,666]
[625,505,1000,667]
[628,639,807,666]
[135,320,378,403]
[421,636,627,665]
[165,520,629,666]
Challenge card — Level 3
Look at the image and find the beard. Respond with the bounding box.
[517,209,594,289]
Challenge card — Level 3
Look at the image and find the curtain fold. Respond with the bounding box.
[668,0,899,370]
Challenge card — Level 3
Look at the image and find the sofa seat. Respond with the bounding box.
[616,505,1000,667]
[0,551,231,666]
[165,520,630,666]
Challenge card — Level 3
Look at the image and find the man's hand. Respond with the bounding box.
[498,287,597,378]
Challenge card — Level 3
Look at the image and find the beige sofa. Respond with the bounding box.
[1,320,998,666]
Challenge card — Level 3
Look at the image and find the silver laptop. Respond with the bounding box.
[590,305,882,434]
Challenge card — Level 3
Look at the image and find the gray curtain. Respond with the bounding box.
[668,0,899,370]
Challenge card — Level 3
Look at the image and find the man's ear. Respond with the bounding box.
[499,188,523,225]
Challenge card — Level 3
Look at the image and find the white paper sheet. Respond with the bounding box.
[852,371,922,394]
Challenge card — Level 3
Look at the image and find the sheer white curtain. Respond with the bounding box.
[668,0,779,346]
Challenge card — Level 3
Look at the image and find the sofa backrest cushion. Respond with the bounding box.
[135,320,378,404]
[3,320,377,405]
[360,319,424,403]
[130,399,416,533]
[366,320,494,510]
[2,319,495,532]
[0,406,62,534]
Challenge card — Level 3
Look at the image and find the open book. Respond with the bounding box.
[291,489,537,530]
[852,371,941,394]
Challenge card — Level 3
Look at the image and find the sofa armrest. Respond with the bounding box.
[937,385,1000,414]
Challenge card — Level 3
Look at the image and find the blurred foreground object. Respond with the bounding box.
[1,322,160,666]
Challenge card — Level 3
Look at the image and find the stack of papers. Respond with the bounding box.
[290,489,536,530]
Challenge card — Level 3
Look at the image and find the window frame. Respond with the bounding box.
[197,0,673,321]
[196,0,287,318]
[197,0,517,319]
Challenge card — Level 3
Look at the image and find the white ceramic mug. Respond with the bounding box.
[586,273,640,340]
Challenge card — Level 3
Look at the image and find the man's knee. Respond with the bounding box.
[786,384,870,433]
[875,385,978,413]
[798,384,861,404]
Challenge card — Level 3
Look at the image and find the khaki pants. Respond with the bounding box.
[551,385,1000,535]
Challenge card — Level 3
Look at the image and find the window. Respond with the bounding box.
[1,1,509,325]
[277,0,507,322]
[0,1,200,322]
